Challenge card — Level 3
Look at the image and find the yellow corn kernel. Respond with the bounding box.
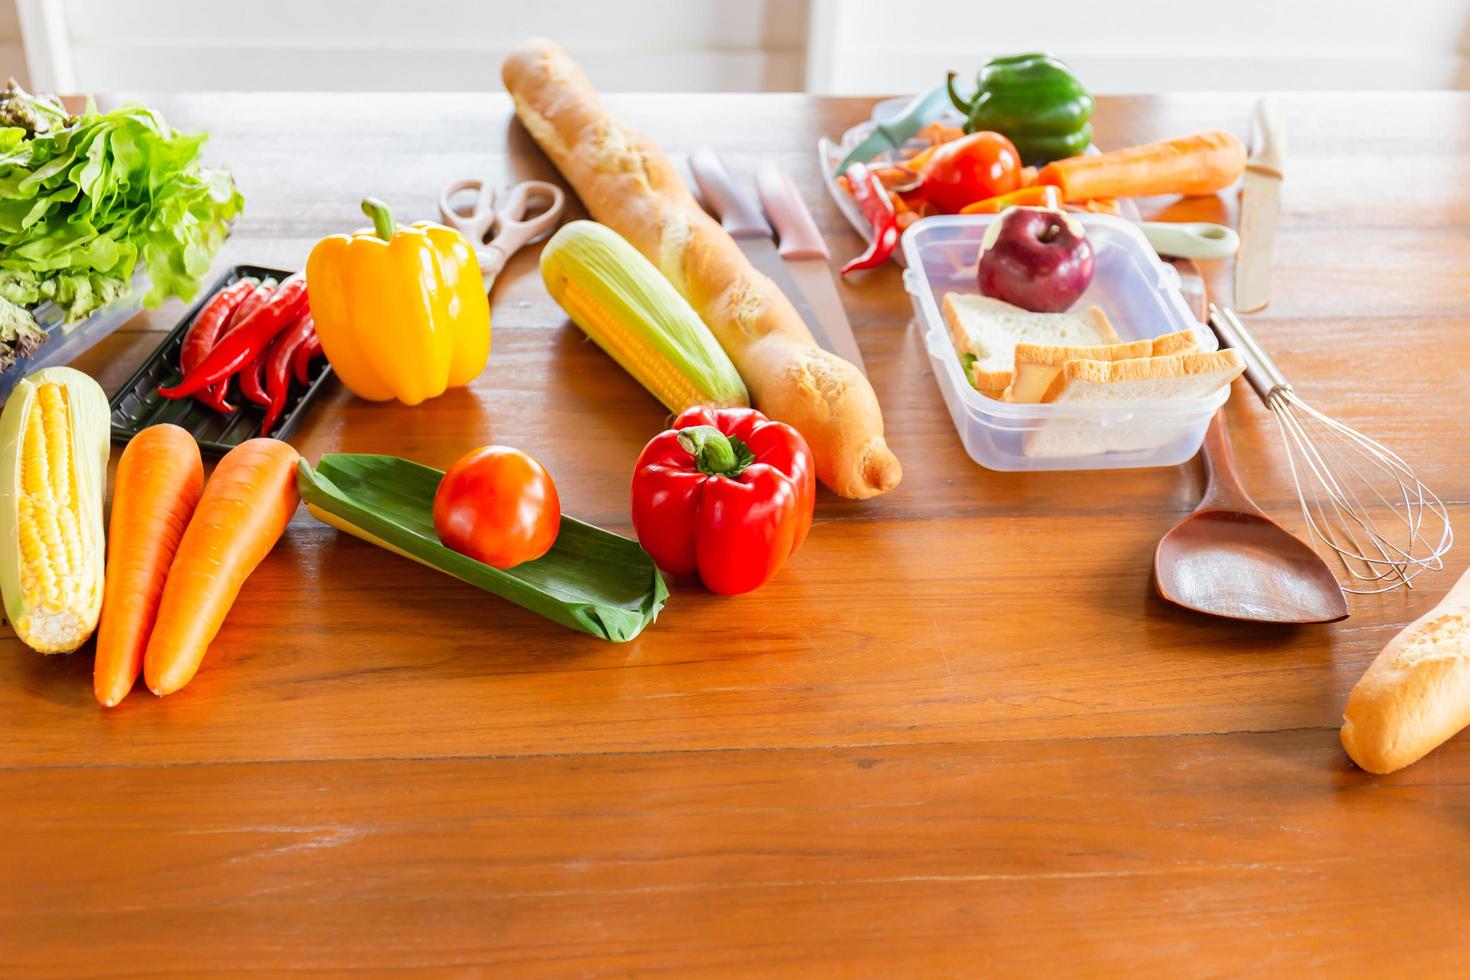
[541,220,748,413]
[561,278,708,413]
[0,368,109,654]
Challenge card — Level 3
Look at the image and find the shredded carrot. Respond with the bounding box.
[1073,198,1122,215]
[959,185,1062,215]
[914,122,964,145]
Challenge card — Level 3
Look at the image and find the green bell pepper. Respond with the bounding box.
[946,53,1094,166]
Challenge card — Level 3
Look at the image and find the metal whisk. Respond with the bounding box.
[1209,305,1452,594]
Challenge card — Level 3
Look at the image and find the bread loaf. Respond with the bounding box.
[502,38,900,499]
[1341,565,1470,774]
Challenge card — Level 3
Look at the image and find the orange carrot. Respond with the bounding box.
[94,425,204,707]
[959,185,1062,215]
[1037,130,1246,202]
[1069,198,1122,215]
[914,122,963,146]
[143,438,300,696]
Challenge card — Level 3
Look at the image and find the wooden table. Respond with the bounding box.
[4,92,1469,975]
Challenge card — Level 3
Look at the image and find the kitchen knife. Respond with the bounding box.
[1234,98,1284,313]
[754,159,867,375]
[687,146,845,362]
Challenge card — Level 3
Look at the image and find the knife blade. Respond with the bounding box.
[687,147,845,361]
[1234,98,1284,313]
[753,159,866,375]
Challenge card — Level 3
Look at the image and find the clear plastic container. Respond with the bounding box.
[902,213,1228,472]
[0,271,149,403]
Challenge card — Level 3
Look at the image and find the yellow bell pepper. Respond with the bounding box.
[306,198,490,405]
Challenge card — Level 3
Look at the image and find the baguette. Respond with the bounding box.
[502,38,900,499]
[1341,565,1470,774]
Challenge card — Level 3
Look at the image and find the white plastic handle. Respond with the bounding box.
[1139,221,1239,260]
[1248,98,1285,177]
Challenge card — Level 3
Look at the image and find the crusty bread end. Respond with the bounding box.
[1342,566,1470,774]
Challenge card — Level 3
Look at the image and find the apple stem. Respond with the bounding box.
[1039,223,1061,244]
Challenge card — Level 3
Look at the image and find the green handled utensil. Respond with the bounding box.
[835,83,952,176]
[1139,221,1238,260]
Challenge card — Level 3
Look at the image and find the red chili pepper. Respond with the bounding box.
[158,273,308,400]
[840,163,900,276]
[179,277,256,414]
[630,407,815,595]
[238,351,271,406]
[201,277,278,412]
[223,278,276,335]
[292,330,323,385]
[259,314,315,436]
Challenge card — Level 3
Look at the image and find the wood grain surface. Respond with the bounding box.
[3,92,1469,976]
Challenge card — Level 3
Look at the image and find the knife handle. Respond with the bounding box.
[689,147,771,239]
[1248,98,1285,178]
[755,160,830,261]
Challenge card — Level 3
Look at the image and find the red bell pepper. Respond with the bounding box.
[631,407,815,596]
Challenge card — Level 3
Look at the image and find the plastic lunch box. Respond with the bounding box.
[902,213,1228,472]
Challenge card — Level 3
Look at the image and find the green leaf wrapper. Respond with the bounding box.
[297,454,669,643]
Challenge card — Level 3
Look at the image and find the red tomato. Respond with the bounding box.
[917,132,1022,213]
[433,446,561,569]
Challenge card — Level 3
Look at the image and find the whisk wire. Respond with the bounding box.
[1209,305,1452,596]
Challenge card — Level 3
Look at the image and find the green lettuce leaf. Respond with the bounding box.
[0,89,243,349]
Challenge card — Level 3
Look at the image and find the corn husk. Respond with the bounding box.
[297,454,668,642]
[0,366,110,652]
[540,220,748,412]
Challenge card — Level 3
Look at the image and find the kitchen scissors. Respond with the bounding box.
[437,177,566,285]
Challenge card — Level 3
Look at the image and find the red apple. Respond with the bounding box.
[976,206,1094,313]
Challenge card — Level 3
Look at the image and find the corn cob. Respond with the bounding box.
[540,220,748,413]
[0,366,109,653]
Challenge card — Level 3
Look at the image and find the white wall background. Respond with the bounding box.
[3,0,1470,94]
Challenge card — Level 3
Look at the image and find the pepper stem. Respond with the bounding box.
[945,70,972,115]
[677,425,753,478]
[362,197,396,241]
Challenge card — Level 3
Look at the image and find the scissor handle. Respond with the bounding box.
[439,177,497,245]
[474,180,566,280]
[495,180,566,242]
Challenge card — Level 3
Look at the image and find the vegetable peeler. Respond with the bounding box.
[834,83,952,175]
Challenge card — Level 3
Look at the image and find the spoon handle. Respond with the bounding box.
[1198,410,1266,515]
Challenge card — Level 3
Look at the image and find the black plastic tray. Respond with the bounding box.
[109,265,333,456]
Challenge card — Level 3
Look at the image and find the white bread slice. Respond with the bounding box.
[1023,349,1244,458]
[1342,564,1470,774]
[942,293,1120,398]
[1006,338,1153,403]
[1005,329,1201,404]
[1148,328,1200,358]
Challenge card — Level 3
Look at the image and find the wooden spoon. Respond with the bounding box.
[1154,411,1348,623]
[1152,258,1348,624]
